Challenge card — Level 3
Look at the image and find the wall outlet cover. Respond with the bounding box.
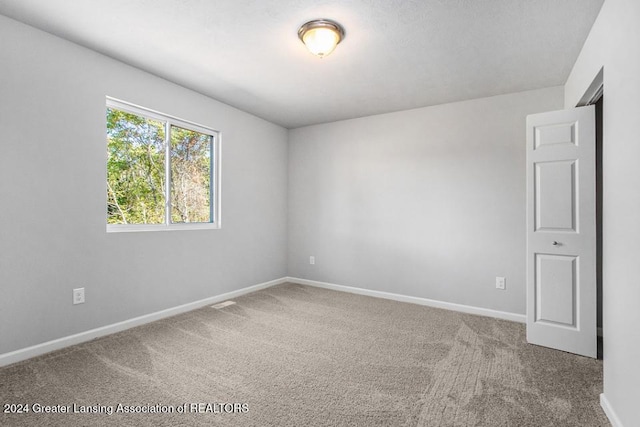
[73,288,85,304]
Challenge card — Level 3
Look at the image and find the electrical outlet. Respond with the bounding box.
[73,288,85,305]
[496,277,506,290]
[309,256,315,265]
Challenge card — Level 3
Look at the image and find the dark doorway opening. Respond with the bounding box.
[595,94,603,360]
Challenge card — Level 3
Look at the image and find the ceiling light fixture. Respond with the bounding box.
[298,19,345,58]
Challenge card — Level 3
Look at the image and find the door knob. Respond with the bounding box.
[552,241,559,246]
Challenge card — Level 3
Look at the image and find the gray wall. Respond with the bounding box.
[288,87,563,315]
[565,0,640,424]
[0,15,289,355]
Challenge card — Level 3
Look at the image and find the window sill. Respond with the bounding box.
[107,223,221,233]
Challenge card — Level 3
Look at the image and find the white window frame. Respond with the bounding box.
[106,97,221,232]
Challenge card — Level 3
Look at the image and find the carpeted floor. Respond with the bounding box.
[0,283,609,426]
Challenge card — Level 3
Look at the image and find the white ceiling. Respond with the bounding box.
[0,0,603,128]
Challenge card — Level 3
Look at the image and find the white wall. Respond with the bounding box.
[288,87,563,315]
[0,15,288,355]
[565,0,640,425]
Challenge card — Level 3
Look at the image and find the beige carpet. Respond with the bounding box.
[0,283,609,426]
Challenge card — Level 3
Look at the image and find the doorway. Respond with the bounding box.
[594,94,603,359]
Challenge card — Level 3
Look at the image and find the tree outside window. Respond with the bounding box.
[106,99,219,230]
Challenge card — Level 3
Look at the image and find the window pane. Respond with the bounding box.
[106,108,166,224]
[170,125,212,223]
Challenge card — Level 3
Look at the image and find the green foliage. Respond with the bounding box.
[106,108,212,225]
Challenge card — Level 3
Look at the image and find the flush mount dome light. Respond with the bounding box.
[298,19,345,58]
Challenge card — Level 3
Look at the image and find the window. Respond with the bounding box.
[106,98,220,231]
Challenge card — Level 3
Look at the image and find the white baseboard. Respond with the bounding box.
[0,276,528,368]
[0,277,288,368]
[600,393,624,427]
[286,277,526,323]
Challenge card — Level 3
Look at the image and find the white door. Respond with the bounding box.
[526,106,596,358]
